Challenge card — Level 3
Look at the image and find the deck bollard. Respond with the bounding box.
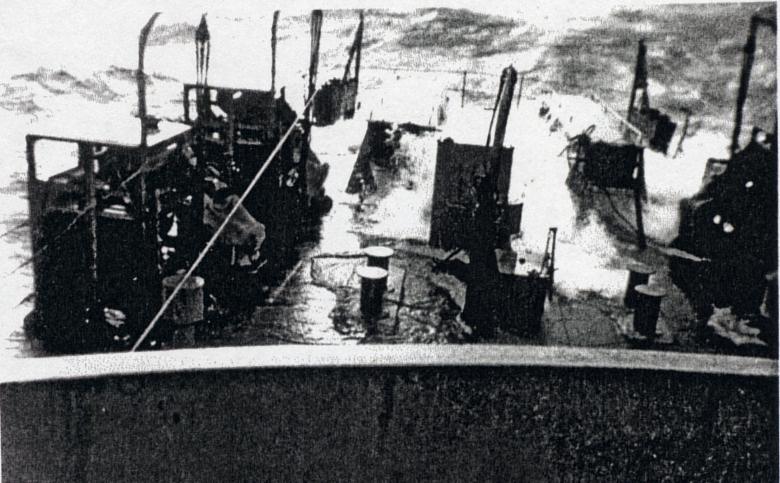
[624,263,655,308]
[162,272,205,325]
[364,245,394,270]
[633,284,666,338]
[364,246,393,291]
[162,272,205,345]
[357,266,387,320]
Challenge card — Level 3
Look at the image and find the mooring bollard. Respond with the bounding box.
[364,246,393,292]
[364,245,394,270]
[162,272,205,345]
[624,262,655,308]
[357,266,387,320]
[633,284,666,338]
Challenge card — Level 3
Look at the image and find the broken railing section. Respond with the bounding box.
[624,39,676,154]
[429,66,556,338]
[311,11,364,126]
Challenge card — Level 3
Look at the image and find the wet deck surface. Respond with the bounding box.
[186,97,774,357]
[164,106,693,352]
[3,94,775,358]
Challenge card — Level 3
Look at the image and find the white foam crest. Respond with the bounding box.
[361,134,438,241]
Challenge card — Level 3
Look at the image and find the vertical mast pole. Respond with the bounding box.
[271,10,279,93]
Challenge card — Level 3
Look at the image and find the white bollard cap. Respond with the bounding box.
[363,246,394,259]
[356,266,388,280]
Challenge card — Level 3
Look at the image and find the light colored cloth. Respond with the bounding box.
[204,193,265,256]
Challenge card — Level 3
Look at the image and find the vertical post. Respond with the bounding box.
[354,11,363,88]
[358,266,387,320]
[183,86,190,123]
[672,109,690,159]
[306,10,323,124]
[491,66,518,149]
[516,73,525,107]
[463,66,517,340]
[195,14,210,120]
[548,227,557,298]
[633,285,666,338]
[461,71,467,108]
[26,136,39,290]
[78,143,99,319]
[626,40,647,128]
[633,150,647,250]
[138,13,161,147]
[271,10,279,93]
[731,15,760,156]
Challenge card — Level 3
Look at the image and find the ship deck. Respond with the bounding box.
[1,90,774,359]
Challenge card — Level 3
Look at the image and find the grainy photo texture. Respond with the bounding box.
[0,1,777,480]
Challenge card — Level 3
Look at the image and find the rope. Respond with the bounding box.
[589,93,644,140]
[597,185,640,235]
[595,185,666,252]
[361,65,500,77]
[130,90,319,351]
[361,65,540,78]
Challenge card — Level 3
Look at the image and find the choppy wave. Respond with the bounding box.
[396,8,540,58]
[104,65,179,84]
[540,3,776,134]
[148,22,198,46]
[11,68,119,103]
[0,83,41,114]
